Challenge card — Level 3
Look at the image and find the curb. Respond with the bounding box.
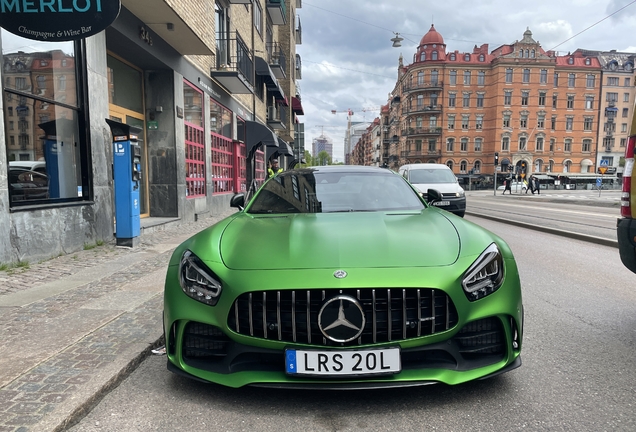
[466,211,618,248]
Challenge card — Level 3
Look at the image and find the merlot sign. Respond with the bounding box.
[0,0,121,41]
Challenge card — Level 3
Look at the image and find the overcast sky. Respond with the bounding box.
[297,0,636,161]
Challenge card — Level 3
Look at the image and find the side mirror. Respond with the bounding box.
[230,193,245,210]
[426,188,443,204]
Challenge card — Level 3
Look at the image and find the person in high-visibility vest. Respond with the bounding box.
[268,158,283,178]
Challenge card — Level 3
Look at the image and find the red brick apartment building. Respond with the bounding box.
[365,26,603,181]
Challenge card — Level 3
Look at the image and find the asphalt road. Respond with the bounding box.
[68,218,636,432]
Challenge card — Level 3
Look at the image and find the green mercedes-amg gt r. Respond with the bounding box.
[163,165,523,389]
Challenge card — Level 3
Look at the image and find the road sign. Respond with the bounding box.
[600,159,609,166]
[596,178,602,187]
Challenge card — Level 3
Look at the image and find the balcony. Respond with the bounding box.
[401,127,443,137]
[266,42,287,79]
[267,104,287,130]
[212,33,254,94]
[402,149,442,158]
[296,16,302,44]
[267,0,287,25]
[402,81,443,93]
[402,104,442,116]
[295,54,302,79]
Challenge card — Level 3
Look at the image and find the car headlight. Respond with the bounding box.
[456,190,465,197]
[461,243,504,301]
[179,250,222,306]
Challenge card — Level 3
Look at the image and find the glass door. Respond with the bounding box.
[107,53,149,217]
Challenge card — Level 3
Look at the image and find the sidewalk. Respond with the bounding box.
[465,187,622,208]
[0,209,235,432]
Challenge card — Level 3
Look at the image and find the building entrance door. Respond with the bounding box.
[107,53,149,217]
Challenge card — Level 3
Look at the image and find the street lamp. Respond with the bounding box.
[391,32,403,48]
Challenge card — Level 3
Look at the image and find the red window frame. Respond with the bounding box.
[184,80,205,198]
[211,132,234,194]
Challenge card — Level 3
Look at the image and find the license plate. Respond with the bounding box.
[285,347,401,376]
[432,200,450,206]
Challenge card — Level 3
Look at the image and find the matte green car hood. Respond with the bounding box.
[219,210,460,270]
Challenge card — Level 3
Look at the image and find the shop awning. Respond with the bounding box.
[255,56,285,99]
[246,120,280,157]
[278,138,294,156]
[292,96,304,115]
[606,107,618,111]
[581,159,594,166]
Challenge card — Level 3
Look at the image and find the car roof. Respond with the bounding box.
[401,163,450,170]
[286,165,393,175]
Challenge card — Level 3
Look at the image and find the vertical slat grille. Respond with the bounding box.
[228,288,458,347]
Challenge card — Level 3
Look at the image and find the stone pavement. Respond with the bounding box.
[0,209,236,432]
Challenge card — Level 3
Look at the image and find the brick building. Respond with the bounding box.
[373,26,604,183]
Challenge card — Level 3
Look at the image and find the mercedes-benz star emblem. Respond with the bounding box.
[333,270,347,279]
[318,295,366,342]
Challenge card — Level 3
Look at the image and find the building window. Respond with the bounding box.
[463,70,471,85]
[478,71,485,86]
[584,117,593,131]
[536,137,544,151]
[554,73,559,87]
[623,108,629,117]
[503,114,510,128]
[447,115,455,130]
[566,117,573,131]
[184,80,206,198]
[254,1,263,34]
[449,70,456,85]
[420,52,426,61]
[448,93,456,107]
[621,138,627,147]
[606,92,618,102]
[431,70,439,84]
[460,160,467,172]
[447,138,454,152]
[523,68,530,83]
[475,138,482,152]
[519,136,527,151]
[552,93,557,108]
[447,160,454,170]
[520,114,528,129]
[567,94,574,109]
[624,92,630,103]
[430,93,438,106]
[531,49,535,58]
[476,93,484,107]
[549,138,555,152]
[3,31,87,206]
[505,68,513,83]
[625,77,631,87]
[428,139,437,151]
[464,54,471,61]
[463,93,470,108]
[504,90,512,105]
[582,139,591,152]
[564,138,572,152]
[521,91,529,106]
[551,115,557,130]
[417,71,425,85]
[538,92,546,106]
[462,115,469,129]
[538,115,545,129]
[585,96,594,110]
[540,69,547,84]
[502,136,510,151]
[479,54,485,62]
[450,53,456,61]
[475,115,483,130]
[568,73,576,87]
[622,123,628,133]
[608,77,619,86]
[432,51,438,60]
[586,74,595,88]
[460,138,468,152]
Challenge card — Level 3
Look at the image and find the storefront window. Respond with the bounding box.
[3,29,87,206]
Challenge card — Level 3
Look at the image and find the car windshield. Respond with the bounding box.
[409,168,457,184]
[246,169,425,214]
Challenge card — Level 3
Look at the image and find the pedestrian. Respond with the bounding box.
[533,175,540,194]
[267,158,283,178]
[503,177,512,195]
[526,175,535,194]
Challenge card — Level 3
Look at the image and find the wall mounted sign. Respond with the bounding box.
[0,0,121,42]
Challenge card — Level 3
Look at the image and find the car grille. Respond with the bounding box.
[183,322,232,359]
[454,317,505,359]
[228,288,458,347]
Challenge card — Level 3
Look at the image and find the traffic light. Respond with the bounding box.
[494,152,499,166]
[520,161,527,173]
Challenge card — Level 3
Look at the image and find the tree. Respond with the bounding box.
[303,150,313,167]
[317,151,332,166]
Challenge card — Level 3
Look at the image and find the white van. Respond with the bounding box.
[398,163,466,217]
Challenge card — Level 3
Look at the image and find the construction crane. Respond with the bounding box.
[314,125,344,136]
